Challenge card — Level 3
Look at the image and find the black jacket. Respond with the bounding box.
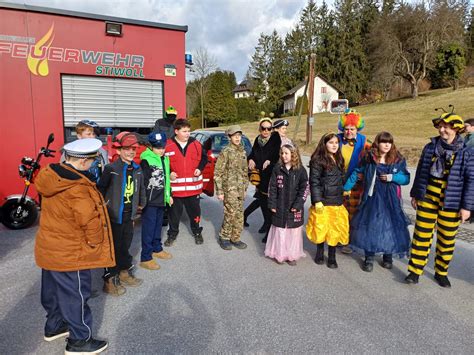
[248,132,281,194]
[268,163,308,228]
[309,161,345,206]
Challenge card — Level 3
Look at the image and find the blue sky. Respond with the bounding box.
[7,0,309,82]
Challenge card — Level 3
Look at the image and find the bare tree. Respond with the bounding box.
[191,47,217,128]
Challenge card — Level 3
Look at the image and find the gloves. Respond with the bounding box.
[315,202,324,213]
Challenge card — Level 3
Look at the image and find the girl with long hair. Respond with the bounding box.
[306,133,349,268]
[265,144,308,265]
[344,131,411,272]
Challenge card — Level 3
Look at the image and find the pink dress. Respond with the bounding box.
[264,225,306,263]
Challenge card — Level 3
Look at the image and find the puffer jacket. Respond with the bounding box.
[410,136,474,210]
[268,163,309,228]
[35,163,115,272]
[309,160,345,206]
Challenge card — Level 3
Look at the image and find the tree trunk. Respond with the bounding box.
[453,79,459,91]
[200,82,205,128]
[410,80,418,99]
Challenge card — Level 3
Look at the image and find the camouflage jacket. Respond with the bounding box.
[214,142,249,196]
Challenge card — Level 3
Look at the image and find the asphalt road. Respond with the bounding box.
[1,160,473,354]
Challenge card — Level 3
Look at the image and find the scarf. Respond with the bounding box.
[257,135,269,147]
[430,135,464,178]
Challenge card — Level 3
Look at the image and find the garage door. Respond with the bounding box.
[62,75,163,128]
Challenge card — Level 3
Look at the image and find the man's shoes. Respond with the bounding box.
[287,260,297,266]
[139,259,160,270]
[219,238,232,250]
[65,338,108,354]
[44,324,69,342]
[153,250,173,259]
[405,272,419,284]
[341,246,353,254]
[231,240,247,249]
[434,273,451,288]
[103,276,126,296]
[194,233,204,245]
[362,261,373,272]
[381,261,393,269]
[119,270,143,287]
[164,236,176,247]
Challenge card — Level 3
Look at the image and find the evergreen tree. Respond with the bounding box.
[315,1,338,82]
[332,0,370,103]
[434,42,466,90]
[285,25,308,89]
[204,71,237,125]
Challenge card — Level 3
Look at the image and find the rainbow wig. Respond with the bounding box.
[338,109,365,131]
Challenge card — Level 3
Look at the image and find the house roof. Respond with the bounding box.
[232,80,253,93]
[281,75,342,99]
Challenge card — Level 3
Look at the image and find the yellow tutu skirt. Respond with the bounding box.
[306,205,349,247]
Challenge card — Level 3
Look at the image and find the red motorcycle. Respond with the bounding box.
[1,133,55,229]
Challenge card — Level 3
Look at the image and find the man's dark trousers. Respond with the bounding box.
[41,269,92,341]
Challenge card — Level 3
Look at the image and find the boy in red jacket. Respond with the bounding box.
[164,119,207,246]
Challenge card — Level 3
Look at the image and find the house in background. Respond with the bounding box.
[233,80,254,99]
[282,75,339,114]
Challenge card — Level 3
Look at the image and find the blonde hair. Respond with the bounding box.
[280,144,302,169]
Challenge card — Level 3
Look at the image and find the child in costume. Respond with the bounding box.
[214,125,249,250]
[337,109,371,254]
[265,144,308,265]
[406,110,473,288]
[139,131,173,270]
[306,133,349,268]
[344,132,411,272]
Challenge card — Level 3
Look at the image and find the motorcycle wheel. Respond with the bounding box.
[1,199,38,230]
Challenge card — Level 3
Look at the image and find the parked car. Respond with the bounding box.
[190,130,252,196]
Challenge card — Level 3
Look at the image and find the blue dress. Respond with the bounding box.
[344,160,411,257]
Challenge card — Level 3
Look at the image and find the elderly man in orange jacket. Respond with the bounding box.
[35,138,115,354]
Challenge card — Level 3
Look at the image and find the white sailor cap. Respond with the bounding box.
[63,138,102,159]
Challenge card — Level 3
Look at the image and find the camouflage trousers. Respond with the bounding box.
[220,191,245,242]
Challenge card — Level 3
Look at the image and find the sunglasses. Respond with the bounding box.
[260,126,272,131]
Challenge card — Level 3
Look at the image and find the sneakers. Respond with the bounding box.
[153,250,173,259]
[164,236,176,247]
[362,261,374,272]
[194,233,204,245]
[65,338,108,354]
[405,272,419,284]
[219,238,232,250]
[230,240,247,249]
[44,324,69,342]
[139,259,160,270]
[119,270,143,287]
[103,276,126,296]
[434,273,451,288]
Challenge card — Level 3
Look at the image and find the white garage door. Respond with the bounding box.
[62,75,163,128]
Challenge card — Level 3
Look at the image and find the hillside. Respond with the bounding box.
[233,87,474,166]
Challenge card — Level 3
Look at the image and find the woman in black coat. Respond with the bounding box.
[246,117,281,237]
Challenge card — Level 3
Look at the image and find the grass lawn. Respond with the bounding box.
[229,86,474,166]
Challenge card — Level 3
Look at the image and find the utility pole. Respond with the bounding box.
[306,53,316,145]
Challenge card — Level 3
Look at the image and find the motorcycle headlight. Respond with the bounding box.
[18,164,27,178]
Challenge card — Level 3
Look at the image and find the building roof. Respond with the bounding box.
[0,1,188,32]
[281,75,342,99]
[232,80,253,93]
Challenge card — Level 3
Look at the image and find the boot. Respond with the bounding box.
[164,235,176,247]
[119,269,143,287]
[314,243,324,265]
[139,259,160,270]
[153,250,173,259]
[362,259,374,272]
[103,276,126,296]
[327,246,338,269]
[405,272,419,284]
[434,273,451,288]
[381,254,393,269]
[219,238,232,250]
[65,338,108,354]
[194,233,204,245]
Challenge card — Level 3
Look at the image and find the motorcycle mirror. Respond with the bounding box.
[47,133,54,145]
